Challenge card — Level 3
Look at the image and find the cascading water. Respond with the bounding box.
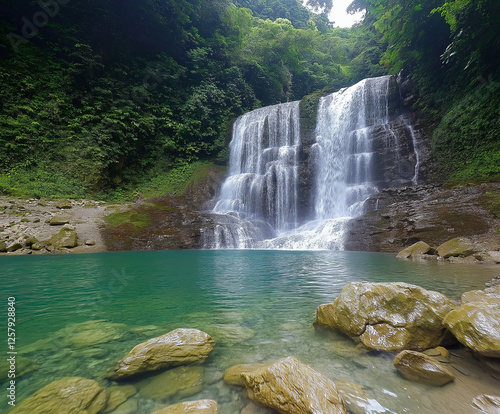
[203,75,421,249]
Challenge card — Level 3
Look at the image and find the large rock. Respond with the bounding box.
[315,282,456,351]
[396,241,436,259]
[393,350,455,386]
[49,224,78,249]
[223,363,268,386]
[108,328,215,380]
[443,300,500,358]
[49,216,70,225]
[240,356,347,414]
[151,400,219,414]
[472,395,500,414]
[436,237,480,259]
[9,377,108,414]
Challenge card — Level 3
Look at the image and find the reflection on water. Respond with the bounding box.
[1,250,499,413]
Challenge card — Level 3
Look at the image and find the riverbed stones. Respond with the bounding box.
[59,320,128,349]
[103,385,137,413]
[151,400,219,414]
[443,300,500,358]
[223,363,268,386]
[9,377,108,414]
[394,350,455,386]
[109,328,215,380]
[396,241,436,259]
[49,216,70,225]
[240,356,347,414]
[136,365,204,400]
[472,394,500,413]
[315,282,456,351]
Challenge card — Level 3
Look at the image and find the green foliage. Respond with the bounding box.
[432,81,500,182]
[485,192,500,219]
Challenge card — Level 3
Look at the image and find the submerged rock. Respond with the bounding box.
[151,400,219,414]
[396,241,436,260]
[315,282,456,351]
[9,377,108,414]
[109,328,215,380]
[240,356,347,414]
[136,365,204,400]
[103,385,136,413]
[472,394,500,414]
[394,350,455,386]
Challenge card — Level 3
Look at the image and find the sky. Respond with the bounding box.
[328,0,365,27]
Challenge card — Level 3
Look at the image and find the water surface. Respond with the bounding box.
[1,250,498,413]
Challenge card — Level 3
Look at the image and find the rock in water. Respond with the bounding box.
[151,400,219,414]
[396,241,436,259]
[9,377,108,414]
[436,237,479,259]
[240,356,347,414]
[109,328,215,380]
[223,363,268,386]
[443,301,500,358]
[315,282,456,351]
[394,350,455,386]
[472,395,500,414]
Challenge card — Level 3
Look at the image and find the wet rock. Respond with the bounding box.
[60,320,128,349]
[109,398,138,414]
[315,282,456,351]
[151,399,219,414]
[334,380,373,414]
[103,385,136,413]
[109,328,215,380]
[240,356,347,414]
[443,300,500,358]
[241,402,277,414]
[396,241,436,259]
[223,363,268,386]
[394,350,455,386]
[9,377,108,414]
[206,324,255,345]
[49,225,78,248]
[436,237,480,259]
[136,365,204,400]
[461,285,500,304]
[472,394,500,414]
[0,356,37,380]
[49,216,70,225]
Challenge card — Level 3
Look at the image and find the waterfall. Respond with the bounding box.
[204,75,421,249]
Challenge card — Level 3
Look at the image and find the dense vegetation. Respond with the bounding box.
[0,0,498,199]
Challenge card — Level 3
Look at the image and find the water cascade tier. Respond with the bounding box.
[203,75,423,249]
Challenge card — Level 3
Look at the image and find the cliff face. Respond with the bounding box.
[344,183,500,253]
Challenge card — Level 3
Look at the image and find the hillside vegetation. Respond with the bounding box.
[0,0,498,199]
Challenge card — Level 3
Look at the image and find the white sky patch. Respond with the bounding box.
[328,0,365,27]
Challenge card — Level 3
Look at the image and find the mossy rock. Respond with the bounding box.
[396,241,436,259]
[393,350,454,386]
[55,199,73,209]
[49,225,78,248]
[436,237,480,259]
[49,216,70,226]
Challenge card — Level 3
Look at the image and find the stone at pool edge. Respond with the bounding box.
[108,328,215,380]
[436,237,480,259]
[396,241,436,260]
[8,377,108,414]
[49,224,78,249]
[472,395,500,413]
[223,363,269,386]
[151,399,219,414]
[315,282,456,351]
[240,356,347,414]
[394,350,455,386]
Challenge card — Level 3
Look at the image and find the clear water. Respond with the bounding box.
[1,250,499,413]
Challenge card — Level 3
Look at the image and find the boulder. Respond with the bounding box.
[396,241,436,259]
[136,365,204,400]
[393,350,455,386]
[443,300,500,358]
[9,377,108,414]
[49,225,77,249]
[223,363,268,386]
[55,199,73,209]
[108,328,215,380]
[240,356,347,414]
[436,237,479,259]
[62,320,128,349]
[315,282,456,351]
[49,216,70,225]
[151,400,219,414]
[472,395,500,414]
[461,285,500,304]
[6,239,23,252]
[0,241,6,252]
